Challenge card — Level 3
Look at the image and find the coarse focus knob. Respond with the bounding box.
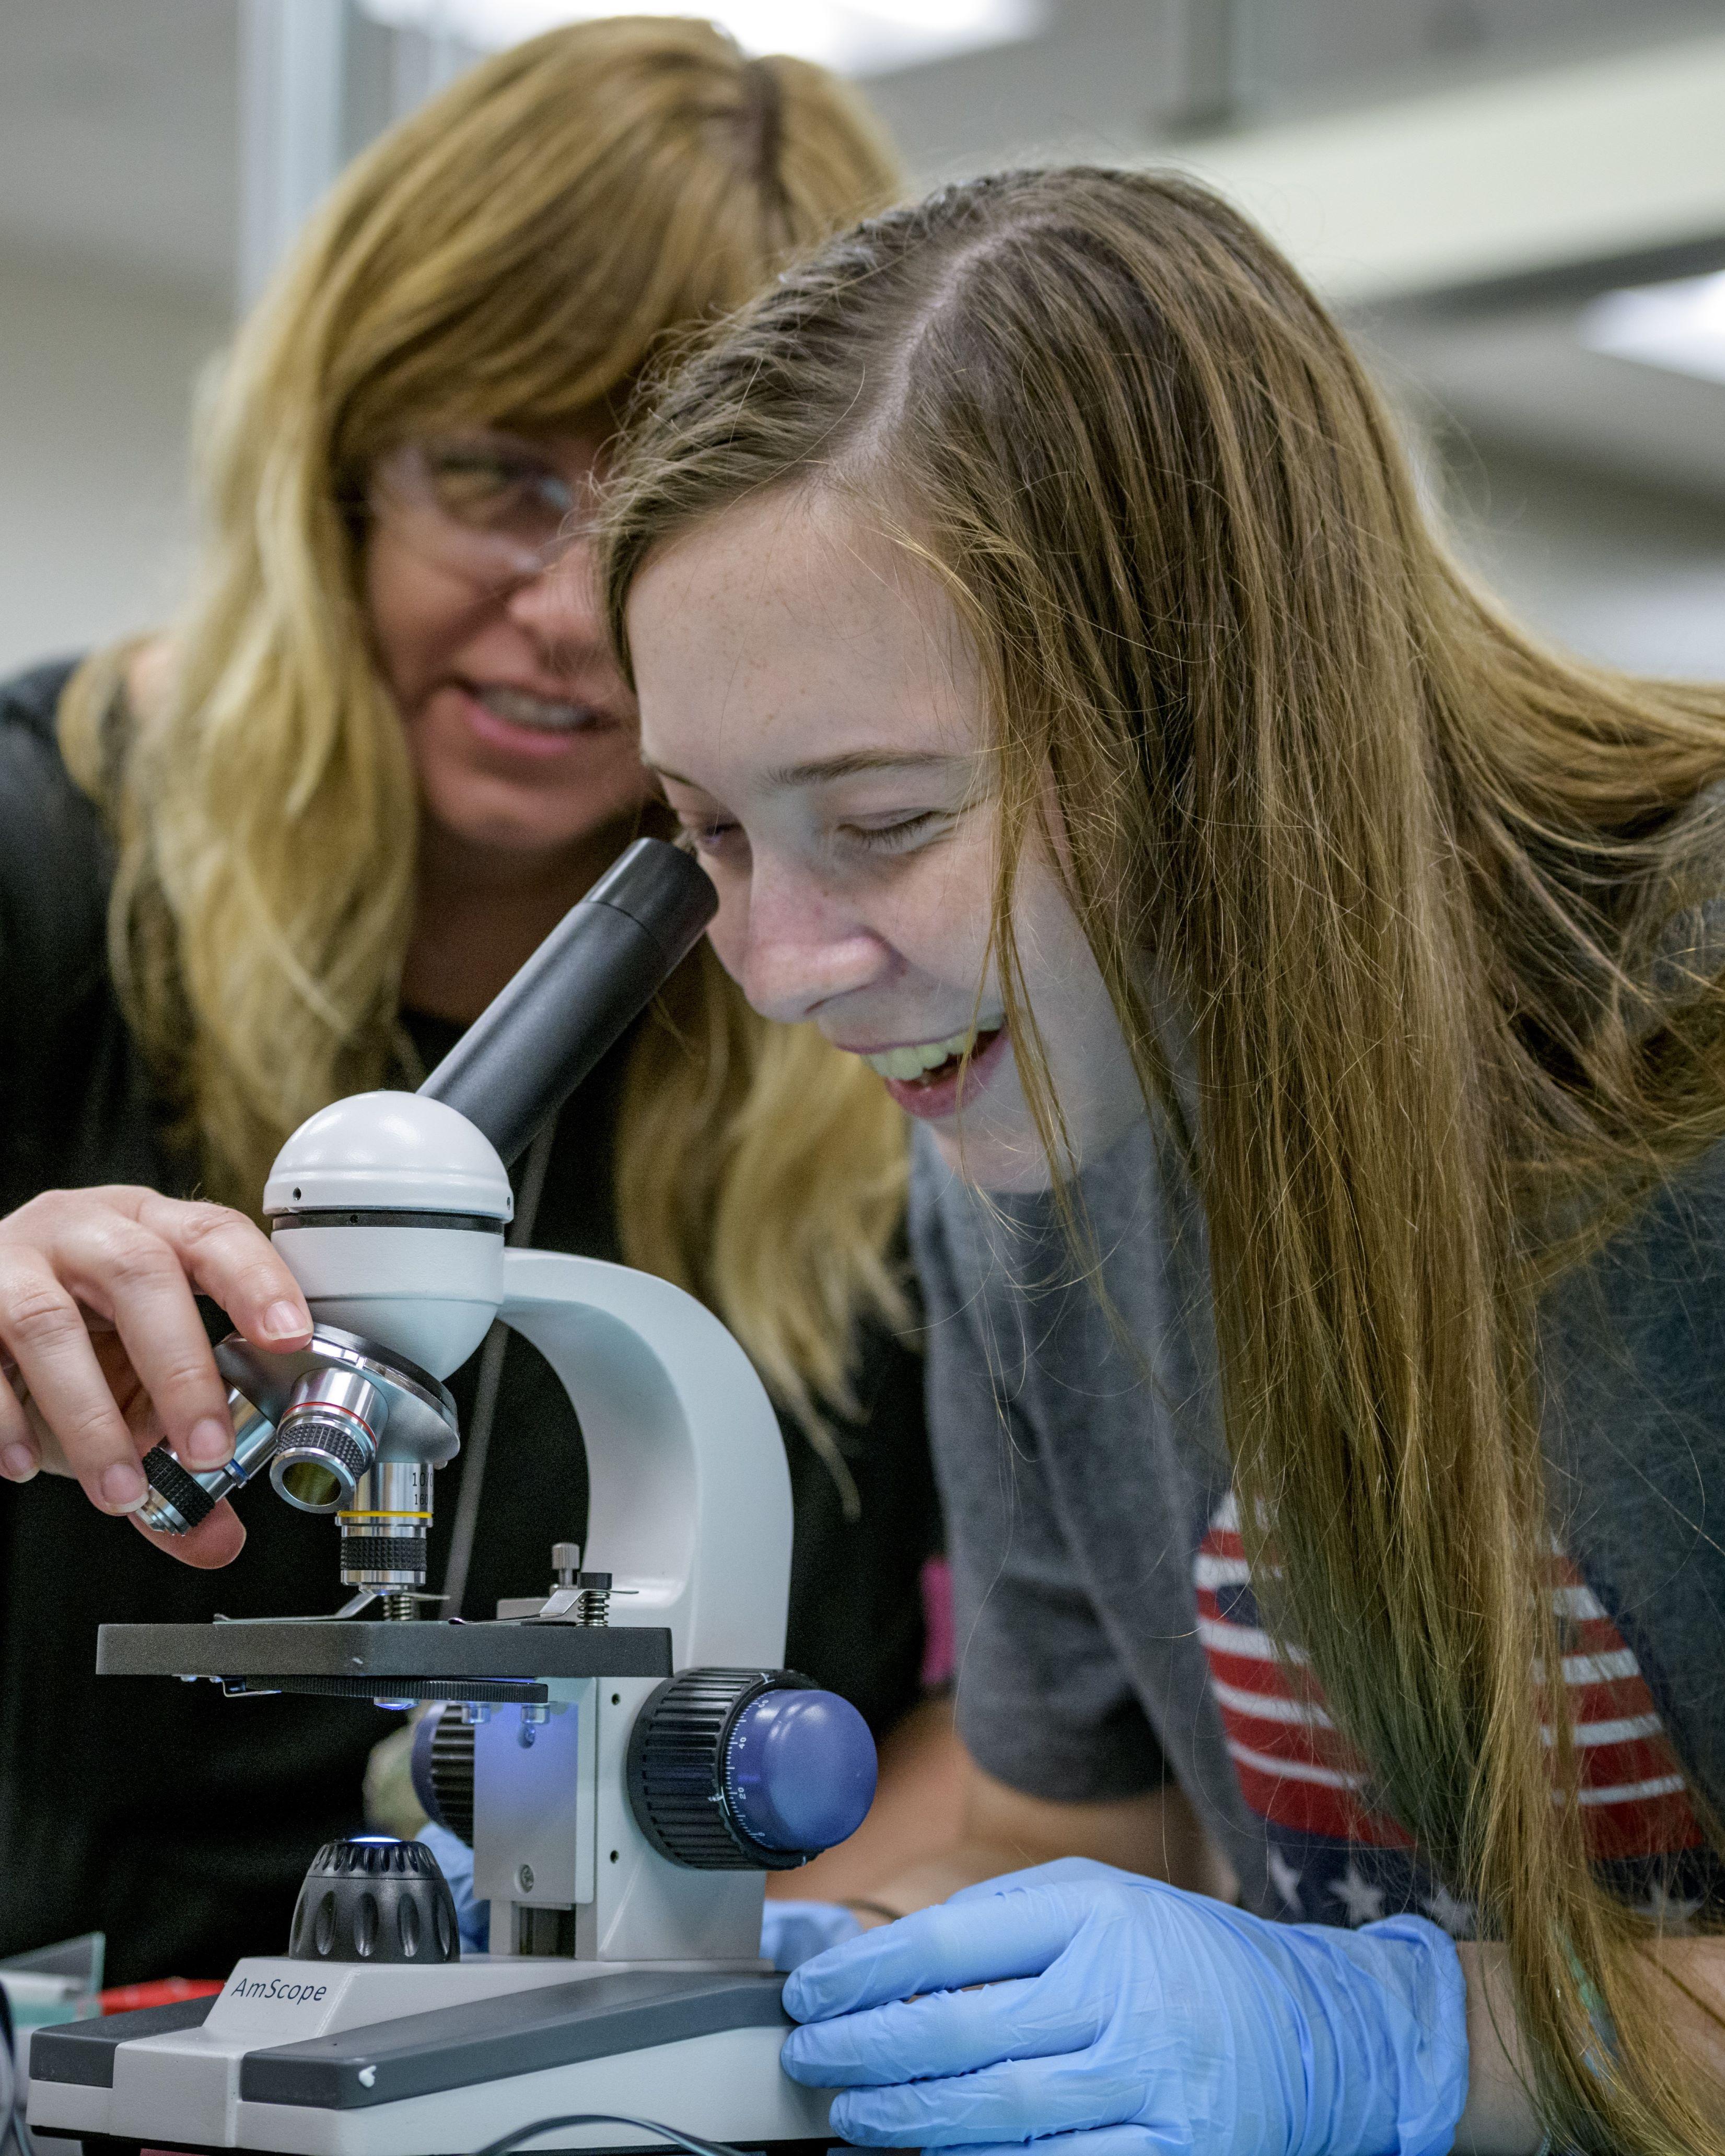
[627,1669,877,1871]
[410,1704,475,1845]
[287,1837,458,1965]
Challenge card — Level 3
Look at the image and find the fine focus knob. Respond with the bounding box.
[627,1669,877,1871]
[724,1685,879,1855]
[287,1837,459,1965]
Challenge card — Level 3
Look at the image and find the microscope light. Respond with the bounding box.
[287,1837,461,1966]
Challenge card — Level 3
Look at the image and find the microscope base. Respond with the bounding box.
[29,1959,832,2155]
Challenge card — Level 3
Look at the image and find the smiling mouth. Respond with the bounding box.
[473,684,612,734]
[860,1024,1004,1086]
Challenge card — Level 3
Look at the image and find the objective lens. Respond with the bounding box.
[340,1459,433,1598]
[269,1368,387,1514]
[138,1394,276,1536]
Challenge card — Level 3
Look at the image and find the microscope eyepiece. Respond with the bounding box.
[417,835,716,1165]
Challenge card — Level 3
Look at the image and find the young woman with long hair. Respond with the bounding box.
[0,19,959,1984]
[601,168,1725,2152]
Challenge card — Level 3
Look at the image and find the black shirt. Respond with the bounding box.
[0,660,939,1982]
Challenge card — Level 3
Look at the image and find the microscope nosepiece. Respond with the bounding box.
[269,1367,388,1513]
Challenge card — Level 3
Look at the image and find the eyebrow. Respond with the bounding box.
[649,749,959,791]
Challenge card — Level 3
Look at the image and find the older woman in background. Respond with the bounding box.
[0,18,959,1984]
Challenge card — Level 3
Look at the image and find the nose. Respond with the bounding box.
[732,856,890,1025]
[505,543,602,664]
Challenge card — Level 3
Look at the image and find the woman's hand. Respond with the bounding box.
[780,1856,1467,2156]
[0,1186,311,1564]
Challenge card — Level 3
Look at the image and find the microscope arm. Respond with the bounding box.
[498,1250,791,1673]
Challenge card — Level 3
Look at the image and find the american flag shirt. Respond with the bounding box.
[1195,1493,1712,1934]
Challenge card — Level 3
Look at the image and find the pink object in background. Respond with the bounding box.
[919,1555,954,1690]
[100,1977,223,2015]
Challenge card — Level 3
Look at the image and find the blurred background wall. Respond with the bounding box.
[1,0,1722,679]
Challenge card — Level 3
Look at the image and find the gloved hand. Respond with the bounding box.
[760,1899,863,1973]
[415,1822,489,1953]
[780,1857,1466,2156]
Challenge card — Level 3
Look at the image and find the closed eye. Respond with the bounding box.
[838,811,951,856]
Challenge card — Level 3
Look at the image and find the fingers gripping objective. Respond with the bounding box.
[0,1187,308,1547]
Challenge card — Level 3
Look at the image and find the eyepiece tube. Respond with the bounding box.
[416,837,716,1165]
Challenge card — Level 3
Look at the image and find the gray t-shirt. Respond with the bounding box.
[911,1006,1725,1936]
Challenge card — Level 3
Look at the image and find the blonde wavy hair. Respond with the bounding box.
[58,16,910,1474]
[603,169,1725,2150]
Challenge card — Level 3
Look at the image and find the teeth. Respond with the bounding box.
[477,686,598,732]
[863,1027,995,1082]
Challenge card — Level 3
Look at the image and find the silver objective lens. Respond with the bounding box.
[138,1396,277,1537]
[268,1367,389,1514]
[339,1459,433,1593]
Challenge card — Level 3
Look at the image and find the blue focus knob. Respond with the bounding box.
[627,1669,879,1870]
[724,1688,877,1855]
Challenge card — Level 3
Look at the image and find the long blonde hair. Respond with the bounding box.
[602,168,1725,2150]
[59,17,910,1462]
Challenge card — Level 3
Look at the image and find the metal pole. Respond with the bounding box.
[236,0,349,309]
[1170,0,1237,136]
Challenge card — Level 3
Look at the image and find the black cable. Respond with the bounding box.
[474,2113,743,2156]
[441,1115,557,1616]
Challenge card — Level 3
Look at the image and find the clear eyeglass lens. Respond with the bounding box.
[422,445,574,542]
[371,439,593,582]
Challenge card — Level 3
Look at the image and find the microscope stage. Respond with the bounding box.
[96,1621,673,1703]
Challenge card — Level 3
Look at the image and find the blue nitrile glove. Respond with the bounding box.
[760,1900,863,1973]
[780,1858,1467,2156]
[416,1822,489,1952]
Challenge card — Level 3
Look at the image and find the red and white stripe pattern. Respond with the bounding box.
[1196,1494,1701,1867]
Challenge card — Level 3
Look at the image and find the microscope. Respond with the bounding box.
[27,841,876,2156]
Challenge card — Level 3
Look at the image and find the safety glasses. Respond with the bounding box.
[365,435,603,593]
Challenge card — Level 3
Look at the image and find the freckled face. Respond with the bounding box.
[626,488,1142,1191]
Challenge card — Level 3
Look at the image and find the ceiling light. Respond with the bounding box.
[1579,268,1725,388]
[357,0,1041,77]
